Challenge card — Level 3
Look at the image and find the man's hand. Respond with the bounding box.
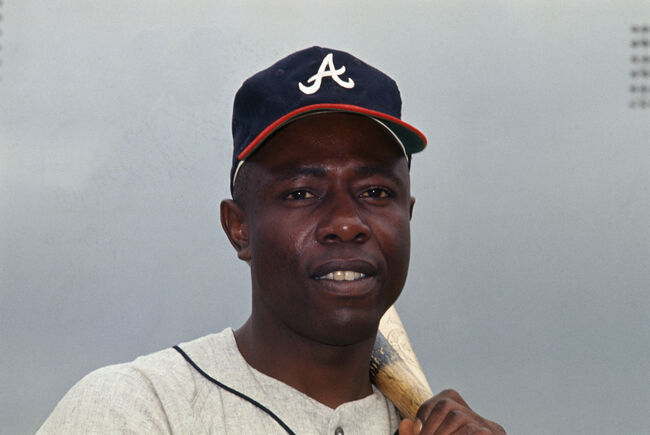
[398,389,505,435]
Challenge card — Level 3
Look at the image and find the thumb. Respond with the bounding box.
[398,418,423,435]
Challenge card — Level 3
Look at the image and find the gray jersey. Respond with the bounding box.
[38,328,400,434]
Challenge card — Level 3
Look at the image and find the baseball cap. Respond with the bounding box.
[230,46,427,191]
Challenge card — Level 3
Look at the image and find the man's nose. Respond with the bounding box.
[316,194,371,244]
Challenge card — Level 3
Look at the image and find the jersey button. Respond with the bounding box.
[334,427,344,435]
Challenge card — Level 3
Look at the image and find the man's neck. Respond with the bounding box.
[233,314,377,409]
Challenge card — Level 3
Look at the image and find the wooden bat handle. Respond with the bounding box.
[370,306,433,420]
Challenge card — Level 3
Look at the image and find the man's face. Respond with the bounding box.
[236,112,414,346]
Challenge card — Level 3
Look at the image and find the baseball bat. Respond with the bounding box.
[370,305,433,420]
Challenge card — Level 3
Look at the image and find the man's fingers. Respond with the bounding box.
[450,423,492,435]
[417,395,462,429]
[437,389,470,409]
[416,389,470,422]
[413,389,505,435]
[430,408,474,434]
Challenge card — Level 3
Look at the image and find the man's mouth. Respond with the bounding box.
[310,259,377,283]
[315,270,367,281]
[310,260,378,296]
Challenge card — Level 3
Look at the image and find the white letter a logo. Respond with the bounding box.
[298,53,355,95]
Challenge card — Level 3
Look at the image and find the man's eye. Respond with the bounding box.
[360,188,391,199]
[285,190,315,200]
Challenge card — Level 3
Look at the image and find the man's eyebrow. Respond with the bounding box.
[355,165,405,187]
[273,166,328,182]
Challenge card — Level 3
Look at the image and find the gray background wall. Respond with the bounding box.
[1,1,649,434]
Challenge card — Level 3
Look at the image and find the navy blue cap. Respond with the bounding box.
[230,46,427,190]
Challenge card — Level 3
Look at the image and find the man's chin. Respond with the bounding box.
[301,307,385,347]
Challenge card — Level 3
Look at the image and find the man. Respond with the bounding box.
[39,46,505,434]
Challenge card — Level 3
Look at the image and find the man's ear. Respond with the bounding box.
[220,199,251,262]
[409,196,416,220]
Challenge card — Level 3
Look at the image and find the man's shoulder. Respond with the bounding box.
[130,328,231,378]
[37,328,234,434]
[75,328,231,391]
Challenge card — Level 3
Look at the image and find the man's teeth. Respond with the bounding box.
[318,270,367,281]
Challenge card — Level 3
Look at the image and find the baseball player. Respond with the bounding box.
[39,46,505,434]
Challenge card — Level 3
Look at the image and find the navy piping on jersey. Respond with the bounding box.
[173,345,401,435]
[173,345,296,435]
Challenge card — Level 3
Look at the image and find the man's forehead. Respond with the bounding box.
[245,158,411,198]
[268,162,408,184]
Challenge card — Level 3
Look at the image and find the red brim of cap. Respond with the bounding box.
[237,103,427,161]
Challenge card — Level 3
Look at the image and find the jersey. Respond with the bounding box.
[38,328,400,434]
